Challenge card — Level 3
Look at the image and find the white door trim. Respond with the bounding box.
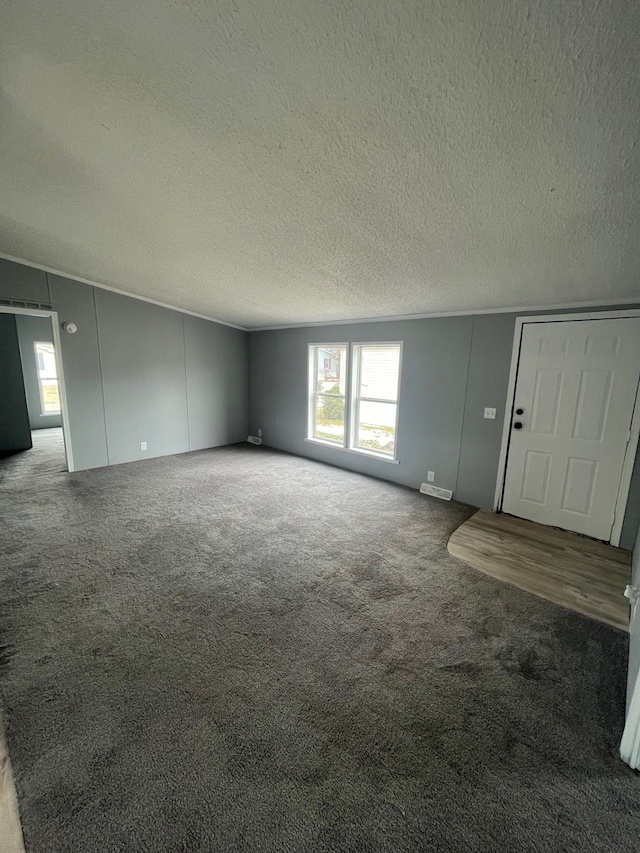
[493,309,640,546]
[612,381,640,546]
[0,305,75,472]
[621,666,640,769]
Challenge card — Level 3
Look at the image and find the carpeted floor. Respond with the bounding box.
[0,428,67,483]
[0,445,637,852]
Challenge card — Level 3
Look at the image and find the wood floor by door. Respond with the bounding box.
[448,510,631,630]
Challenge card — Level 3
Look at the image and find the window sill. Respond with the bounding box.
[304,437,400,464]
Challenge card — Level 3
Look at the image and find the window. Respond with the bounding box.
[308,343,402,460]
[309,345,347,445]
[34,341,61,415]
[351,345,401,456]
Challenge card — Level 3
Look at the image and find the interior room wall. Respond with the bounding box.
[95,288,191,465]
[0,260,249,470]
[624,452,640,557]
[0,313,32,455]
[249,310,640,549]
[184,315,251,452]
[0,258,50,303]
[48,274,109,470]
[15,314,62,429]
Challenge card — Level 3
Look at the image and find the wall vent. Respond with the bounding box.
[0,297,54,311]
[420,483,453,501]
[247,435,262,445]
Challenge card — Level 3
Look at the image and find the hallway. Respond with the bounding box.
[0,427,66,483]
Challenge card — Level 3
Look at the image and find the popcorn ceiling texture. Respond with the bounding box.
[1,0,639,328]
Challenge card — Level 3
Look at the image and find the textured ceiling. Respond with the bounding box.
[1,1,639,328]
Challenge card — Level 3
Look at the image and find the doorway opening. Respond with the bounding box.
[0,306,73,482]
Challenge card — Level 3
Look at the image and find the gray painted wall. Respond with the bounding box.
[0,314,32,454]
[1,260,249,471]
[251,318,473,493]
[184,315,250,452]
[0,259,49,304]
[96,289,190,465]
[15,314,62,429]
[624,451,640,558]
[249,311,640,549]
[49,275,109,470]
[455,314,515,508]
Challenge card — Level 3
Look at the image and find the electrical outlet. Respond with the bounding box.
[427,471,435,482]
[257,429,262,438]
[140,441,147,451]
[484,407,497,420]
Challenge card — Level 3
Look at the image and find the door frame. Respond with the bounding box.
[493,309,640,547]
[0,305,75,472]
[621,636,640,769]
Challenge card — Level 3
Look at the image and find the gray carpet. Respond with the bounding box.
[0,445,637,852]
[0,427,67,483]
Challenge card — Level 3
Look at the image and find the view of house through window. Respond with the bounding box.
[310,345,347,444]
[308,343,402,458]
[352,345,401,456]
[34,341,61,415]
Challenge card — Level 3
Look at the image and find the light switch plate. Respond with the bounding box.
[484,407,497,420]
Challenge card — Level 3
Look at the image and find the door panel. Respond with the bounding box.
[530,369,563,435]
[520,450,551,504]
[561,457,597,514]
[502,318,640,540]
[572,370,612,440]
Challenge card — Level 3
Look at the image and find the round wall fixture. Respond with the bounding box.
[62,321,77,334]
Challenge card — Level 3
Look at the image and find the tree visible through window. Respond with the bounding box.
[308,343,402,459]
[34,341,61,415]
[310,345,347,444]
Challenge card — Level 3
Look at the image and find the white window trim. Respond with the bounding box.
[307,341,403,463]
[304,437,401,463]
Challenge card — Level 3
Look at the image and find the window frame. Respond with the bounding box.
[349,342,402,461]
[307,343,349,447]
[306,341,402,463]
[33,340,61,417]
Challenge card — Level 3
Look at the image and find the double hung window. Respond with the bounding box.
[308,343,402,461]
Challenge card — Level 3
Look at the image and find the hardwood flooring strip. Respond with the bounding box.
[448,510,632,631]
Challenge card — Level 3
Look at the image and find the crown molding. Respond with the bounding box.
[249,297,640,331]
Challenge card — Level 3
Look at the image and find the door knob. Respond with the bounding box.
[513,421,523,430]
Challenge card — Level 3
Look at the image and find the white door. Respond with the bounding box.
[502,318,640,541]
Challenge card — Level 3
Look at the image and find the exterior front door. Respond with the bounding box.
[502,317,640,541]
